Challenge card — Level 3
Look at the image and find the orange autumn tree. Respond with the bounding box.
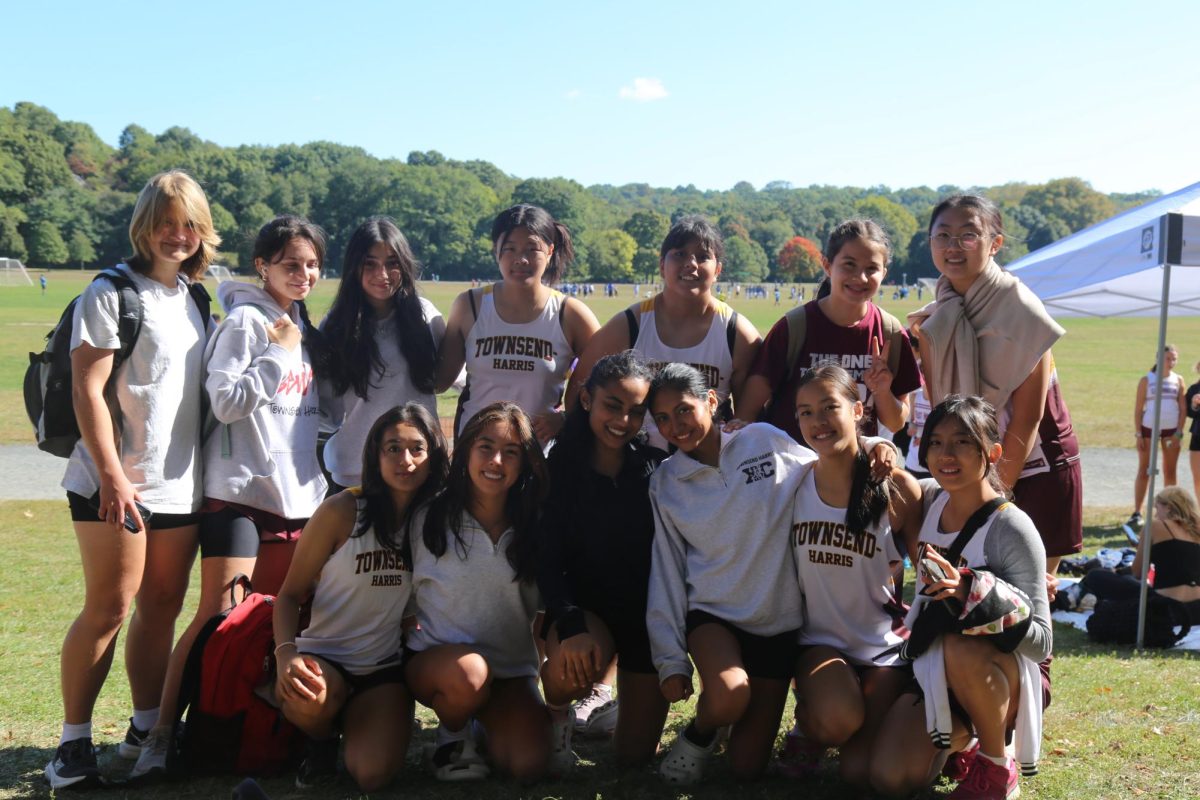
[776,236,824,281]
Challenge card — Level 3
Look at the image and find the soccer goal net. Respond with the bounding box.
[0,257,33,286]
[207,264,235,283]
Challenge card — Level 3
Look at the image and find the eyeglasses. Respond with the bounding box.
[930,232,986,250]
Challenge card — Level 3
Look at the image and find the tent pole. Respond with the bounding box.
[1136,261,1172,650]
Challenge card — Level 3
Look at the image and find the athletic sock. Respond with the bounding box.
[683,721,716,748]
[981,751,1008,768]
[61,721,92,745]
[131,707,159,732]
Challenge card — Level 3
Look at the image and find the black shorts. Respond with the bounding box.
[314,654,406,695]
[1190,431,1200,452]
[685,610,798,681]
[67,491,200,529]
[795,644,913,681]
[198,501,308,559]
[539,606,657,676]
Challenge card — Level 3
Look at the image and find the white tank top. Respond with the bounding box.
[459,286,573,435]
[1142,369,1182,429]
[792,469,907,666]
[630,298,735,450]
[917,490,1003,572]
[295,495,412,674]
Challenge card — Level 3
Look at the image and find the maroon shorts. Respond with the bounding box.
[1012,459,1083,557]
[1140,426,1179,440]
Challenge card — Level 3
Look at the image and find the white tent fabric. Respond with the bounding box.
[1007,181,1200,648]
[1008,181,1200,317]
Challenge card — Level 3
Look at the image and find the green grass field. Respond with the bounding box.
[4,269,1199,449]
[1,503,1195,800]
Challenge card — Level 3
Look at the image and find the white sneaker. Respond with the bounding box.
[549,708,576,776]
[130,726,171,780]
[573,685,617,736]
[659,728,718,785]
[431,738,489,782]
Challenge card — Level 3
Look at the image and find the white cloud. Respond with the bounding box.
[565,88,582,100]
[618,77,668,102]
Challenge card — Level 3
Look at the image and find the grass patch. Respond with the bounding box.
[1,503,1196,799]
[5,270,1197,450]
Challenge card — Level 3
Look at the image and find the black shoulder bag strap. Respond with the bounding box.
[944,496,1009,567]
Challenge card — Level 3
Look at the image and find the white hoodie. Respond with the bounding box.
[202,281,326,518]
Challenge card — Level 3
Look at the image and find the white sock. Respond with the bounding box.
[436,721,469,747]
[981,751,1008,767]
[132,707,159,732]
[61,721,92,745]
[594,683,613,698]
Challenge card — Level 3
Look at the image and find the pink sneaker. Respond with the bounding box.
[942,740,980,782]
[775,731,825,778]
[946,751,1019,800]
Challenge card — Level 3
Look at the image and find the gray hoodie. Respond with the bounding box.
[201,281,326,518]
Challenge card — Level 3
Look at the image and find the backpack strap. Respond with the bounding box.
[466,287,481,322]
[624,307,640,347]
[94,268,143,371]
[783,304,808,379]
[945,497,1010,566]
[878,307,905,376]
[725,310,738,357]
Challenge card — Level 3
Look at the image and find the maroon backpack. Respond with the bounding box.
[172,576,301,775]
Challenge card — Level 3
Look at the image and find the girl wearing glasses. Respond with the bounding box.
[909,195,1081,573]
[435,204,600,445]
[321,218,444,492]
[572,215,762,451]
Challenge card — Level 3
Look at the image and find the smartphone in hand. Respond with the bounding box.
[88,495,153,533]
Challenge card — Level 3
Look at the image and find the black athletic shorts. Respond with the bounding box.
[685,610,798,681]
[67,491,200,529]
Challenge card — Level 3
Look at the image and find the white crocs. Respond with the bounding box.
[658,728,718,785]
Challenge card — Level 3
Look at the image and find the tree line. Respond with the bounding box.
[0,102,1158,283]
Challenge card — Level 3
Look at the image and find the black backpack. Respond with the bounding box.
[1086,593,1192,649]
[23,268,211,457]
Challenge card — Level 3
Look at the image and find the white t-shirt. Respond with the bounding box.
[62,264,207,514]
[322,297,442,487]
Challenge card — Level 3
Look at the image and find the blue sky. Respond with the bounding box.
[4,0,1199,194]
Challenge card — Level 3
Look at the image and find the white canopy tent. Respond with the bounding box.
[1009,180,1200,648]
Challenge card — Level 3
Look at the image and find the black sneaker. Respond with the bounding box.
[44,737,101,790]
[117,718,149,759]
[295,737,339,789]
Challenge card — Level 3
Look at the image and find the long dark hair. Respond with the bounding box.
[322,217,436,398]
[356,403,449,553]
[491,204,575,285]
[252,215,331,378]
[794,364,889,533]
[421,402,547,582]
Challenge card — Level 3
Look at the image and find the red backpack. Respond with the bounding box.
[171,576,301,776]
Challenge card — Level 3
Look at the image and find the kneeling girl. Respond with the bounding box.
[786,365,921,786]
[404,402,551,782]
[869,395,1052,800]
[273,403,447,791]
[537,351,668,769]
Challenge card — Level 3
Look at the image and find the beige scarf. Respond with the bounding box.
[908,260,1064,410]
